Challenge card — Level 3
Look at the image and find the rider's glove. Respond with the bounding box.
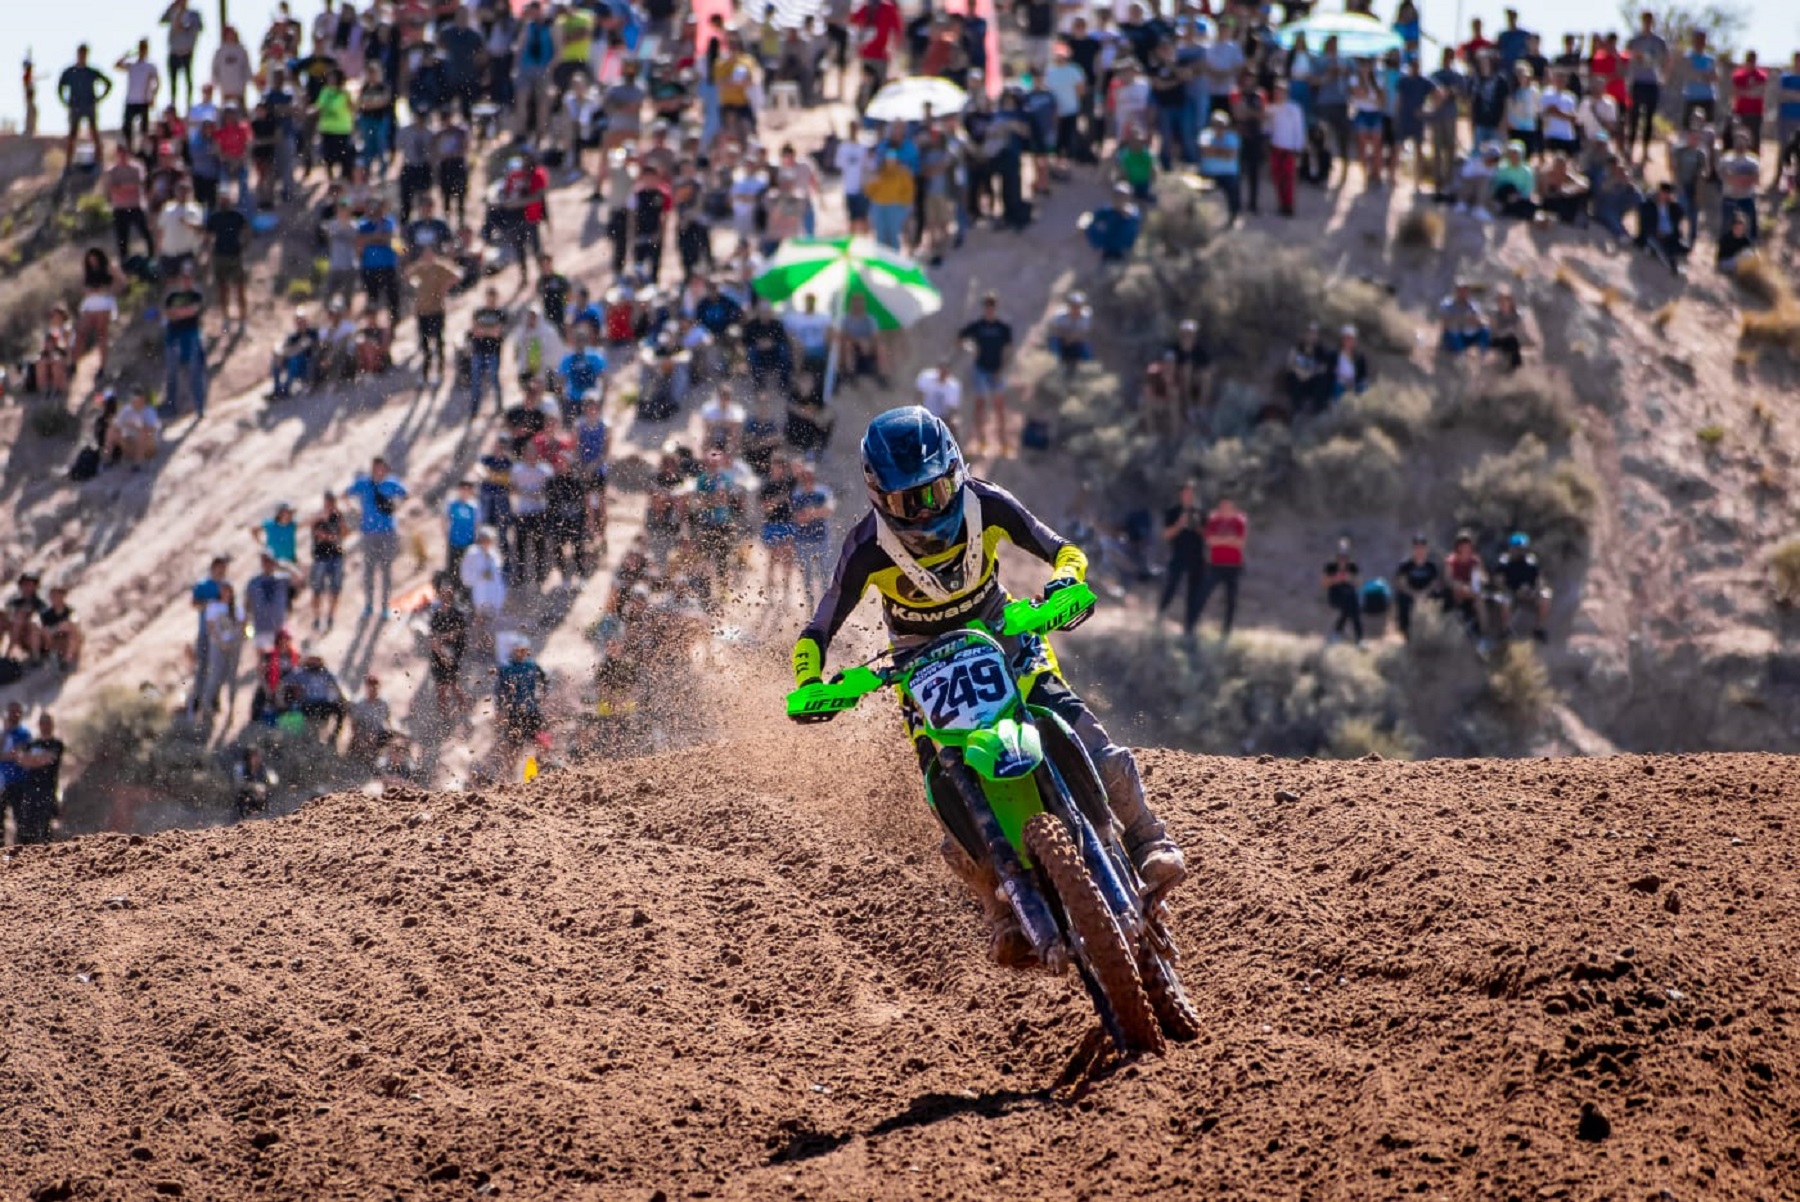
[792,637,823,689]
[1043,575,1092,630]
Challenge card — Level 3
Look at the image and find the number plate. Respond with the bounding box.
[908,639,1018,732]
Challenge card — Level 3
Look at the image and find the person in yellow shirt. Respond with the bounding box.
[314,67,356,180]
[713,35,759,140]
[553,5,595,94]
[862,148,916,249]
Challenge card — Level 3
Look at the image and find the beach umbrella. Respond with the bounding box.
[753,237,941,395]
[1273,12,1404,58]
[753,236,942,331]
[863,76,970,124]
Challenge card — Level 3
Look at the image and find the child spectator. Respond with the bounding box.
[446,480,479,571]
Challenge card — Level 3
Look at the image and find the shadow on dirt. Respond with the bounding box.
[765,1087,1045,1165]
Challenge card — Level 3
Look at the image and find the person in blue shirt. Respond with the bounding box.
[345,456,408,619]
[445,480,480,572]
[695,279,744,338]
[557,327,609,403]
[186,554,230,711]
[1081,182,1142,260]
[356,199,402,323]
[494,642,548,745]
[256,501,300,565]
[573,397,610,548]
[1198,110,1242,224]
[1493,9,1532,73]
[0,701,31,798]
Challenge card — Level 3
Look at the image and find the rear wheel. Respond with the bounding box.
[1023,812,1165,1057]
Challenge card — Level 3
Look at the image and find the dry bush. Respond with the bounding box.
[1734,258,1800,358]
[1329,382,1433,447]
[1650,300,1679,333]
[1771,539,1800,605]
[1455,434,1599,562]
[1435,365,1578,442]
[67,686,234,814]
[0,255,84,363]
[1295,427,1404,514]
[1392,208,1444,252]
[1734,256,1792,308]
[1486,642,1553,727]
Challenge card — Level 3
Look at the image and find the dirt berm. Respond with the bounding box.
[3,736,1798,1200]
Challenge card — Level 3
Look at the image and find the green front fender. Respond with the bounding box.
[962,716,1044,781]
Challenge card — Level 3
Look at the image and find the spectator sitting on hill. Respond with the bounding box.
[108,386,162,468]
[1453,143,1501,219]
[1438,281,1490,355]
[1490,141,1538,219]
[1080,182,1142,262]
[268,309,321,400]
[834,293,886,386]
[1280,323,1333,418]
[1491,532,1551,642]
[1717,210,1757,272]
[1442,530,1484,632]
[1393,535,1442,640]
[1636,181,1690,274]
[347,674,394,764]
[1112,125,1157,201]
[4,574,48,666]
[1047,292,1093,370]
[1536,155,1590,224]
[1165,317,1213,423]
[287,651,347,742]
[1490,286,1527,370]
[1591,156,1643,242]
[1328,324,1370,400]
[40,585,84,672]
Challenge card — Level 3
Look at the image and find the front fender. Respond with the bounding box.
[963,716,1044,781]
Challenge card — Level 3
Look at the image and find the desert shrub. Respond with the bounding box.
[1182,423,1296,511]
[1454,434,1599,561]
[0,257,84,362]
[1328,382,1433,447]
[1392,208,1443,252]
[1326,715,1418,760]
[1771,539,1800,605]
[1435,366,1577,442]
[1734,258,1800,358]
[73,191,111,235]
[1295,427,1403,514]
[68,686,234,814]
[1485,642,1553,726]
[28,401,82,439]
[1733,256,1791,308]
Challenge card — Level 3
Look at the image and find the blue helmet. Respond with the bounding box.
[861,406,967,557]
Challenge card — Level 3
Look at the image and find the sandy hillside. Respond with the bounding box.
[2,734,1797,1200]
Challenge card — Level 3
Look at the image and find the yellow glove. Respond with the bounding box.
[1052,544,1089,584]
[792,637,823,688]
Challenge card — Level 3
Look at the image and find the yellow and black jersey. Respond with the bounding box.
[797,479,1087,662]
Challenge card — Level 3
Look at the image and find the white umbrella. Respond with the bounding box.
[863,76,970,124]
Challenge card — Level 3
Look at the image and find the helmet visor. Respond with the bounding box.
[873,468,962,524]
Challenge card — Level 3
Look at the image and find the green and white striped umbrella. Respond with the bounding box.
[752,236,942,331]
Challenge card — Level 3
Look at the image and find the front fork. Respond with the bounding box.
[937,749,1067,973]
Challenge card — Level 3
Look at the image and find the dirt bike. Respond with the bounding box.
[787,582,1199,1057]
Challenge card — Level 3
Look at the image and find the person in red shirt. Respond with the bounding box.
[1588,32,1630,109]
[1193,496,1247,638]
[1458,18,1494,68]
[1731,50,1770,152]
[213,104,255,216]
[852,0,904,107]
[497,153,549,286]
[1442,530,1483,632]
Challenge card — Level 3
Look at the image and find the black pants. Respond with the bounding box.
[1240,141,1266,213]
[1627,81,1660,158]
[113,206,154,261]
[123,102,151,149]
[14,795,53,844]
[418,312,446,373]
[169,53,194,108]
[438,158,469,224]
[678,219,712,279]
[1194,564,1241,636]
[607,207,630,275]
[1328,585,1363,641]
[513,510,551,584]
[362,266,401,323]
[633,236,663,282]
[1158,556,1207,632]
[320,132,356,179]
[399,163,435,222]
[1395,590,1425,638]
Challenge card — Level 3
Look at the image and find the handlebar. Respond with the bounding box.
[784,582,1095,723]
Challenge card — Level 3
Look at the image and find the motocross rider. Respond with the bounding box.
[790,407,1186,965]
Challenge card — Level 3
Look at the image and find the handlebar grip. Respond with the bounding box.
[789,709,840,725]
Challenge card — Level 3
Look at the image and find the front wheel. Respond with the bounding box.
[1023,812,1165,1057]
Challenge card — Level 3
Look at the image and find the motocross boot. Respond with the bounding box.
[940,836,1037,968]
[1126,824,1189,901]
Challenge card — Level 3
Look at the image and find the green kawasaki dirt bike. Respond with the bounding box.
[787,583,1199,1056]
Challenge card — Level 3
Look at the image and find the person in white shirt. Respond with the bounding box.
[1540,71,1580,155]
[914,360,963,434]
[835,132,873,232]
[1504,63,1542,158]
[459,526,507,624]
[115,40,161,152]
[782,293,833,375]
[156,181,206,276]
[1114,63,1151,144]
[211,26,254,106]
[1267,80,1306,217]
[508,305,566,389]
[699,383,748,454]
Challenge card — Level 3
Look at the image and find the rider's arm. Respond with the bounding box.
[976,480,1088,582]
[794,513,884,684]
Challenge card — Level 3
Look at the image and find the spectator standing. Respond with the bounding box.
[161,0,204,110]
[1322,539,1363,646]
[1156,482,1208,634]
[1624,13,1669,161]
[58,44,112,168]
[460,525,507,630]
[116,40,161,153]
[1718,128,1761,243]
[105,144,155,265]
[204,187,252,333]
[307,491,347,632]
[161,264,209,420]
[408,246,460,385]
[192,581,245,720]
[446,480,480,572]
[790,461,836,607]
[1731,50,1769,153]
[1268,80,1305,217]
[12,716,64,845]
[245,553,293,654]
[1195,497,1246,638]
[468,287,511,420]
[1393,535,1442,639]
[357,199,403,325]
[211,26,253,107]
[345,457,407,620]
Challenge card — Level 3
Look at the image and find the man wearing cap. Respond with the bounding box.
[459,524,508,629]
[1081,182,1142,261]
[1492,533,1551,641]
[1393,535,1443,640]
[1438,281,1491,355]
